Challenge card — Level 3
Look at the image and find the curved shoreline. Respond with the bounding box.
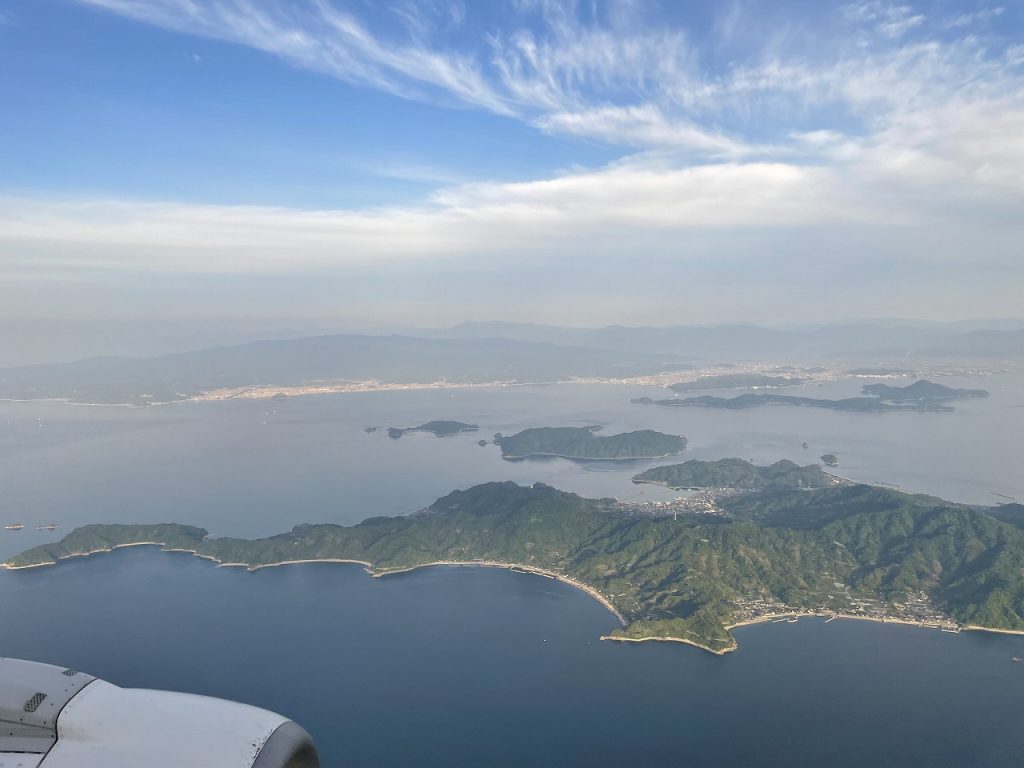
[6,544,1023,653]
[1,544,626,626]
[367,560,626,625]
[1,540,167,570]
[603,612,1016,656]
[600,634,735,655]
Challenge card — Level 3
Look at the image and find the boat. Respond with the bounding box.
[3,523,24,531]
[1012,657,1021,663]
[36,524,58,531]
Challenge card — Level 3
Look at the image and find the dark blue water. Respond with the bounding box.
[3,547,1022,767]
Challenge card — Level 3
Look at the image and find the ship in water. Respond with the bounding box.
[36,523,58,531]
[3,523,24,531]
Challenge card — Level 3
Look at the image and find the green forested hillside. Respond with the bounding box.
[7,483,1023,654]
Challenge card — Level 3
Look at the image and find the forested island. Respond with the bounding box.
[387,421,479,438]
[495,426,687,460]
[668,374,805,392]
[633,458,833,491]
[7,481,1024,655]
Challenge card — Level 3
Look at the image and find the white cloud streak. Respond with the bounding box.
[79,0,514,114]
[5,0,1017,296]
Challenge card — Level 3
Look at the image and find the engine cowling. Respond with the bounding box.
[0,658,319,768]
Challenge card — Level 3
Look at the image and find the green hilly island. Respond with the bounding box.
[633,458,833,491]
[495,426,687,460]
[7,481,1023,655]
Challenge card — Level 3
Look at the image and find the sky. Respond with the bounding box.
[1,0,1022,347]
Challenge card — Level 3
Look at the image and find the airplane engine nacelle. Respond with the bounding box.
[0,658,319,768]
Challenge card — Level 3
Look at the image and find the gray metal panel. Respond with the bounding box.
[40,681,290,767]
[251,721,320,768]
[0,659,94,754]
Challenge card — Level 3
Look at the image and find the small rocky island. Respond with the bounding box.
[633,458,833,491]
[387,420,479,439]
[821,454,839,467]
[495,426,687,461]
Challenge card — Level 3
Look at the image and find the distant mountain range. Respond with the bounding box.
[0,320,1019,405]
[0,335,687,405]
[428,320,1024,360]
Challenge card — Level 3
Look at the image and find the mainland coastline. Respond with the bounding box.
[6,471,1024,657]
[8,539,1022,655]
[2,542,627,627]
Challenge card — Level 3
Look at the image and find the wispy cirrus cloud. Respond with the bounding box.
[8,0,1019,313]
[842,1,924,39]
[74,0,1022,160]
[943,5,1004,29]
[79,0,514,114]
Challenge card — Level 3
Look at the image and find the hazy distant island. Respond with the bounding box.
[7,481,1023,655]
[668,373,805,392]
[633,379,990,414]
[632,393,954,412]
[495,426,687,461]
[861,380,989,401]
[821,454,839,467]
[633,458,834,491]
[387,421,479,439]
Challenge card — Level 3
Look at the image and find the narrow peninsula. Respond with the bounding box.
[7,481,1024,655]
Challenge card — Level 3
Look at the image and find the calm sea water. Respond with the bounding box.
[1,547,1022,767]
[2,374,1023,766]
[0,373,1022,560]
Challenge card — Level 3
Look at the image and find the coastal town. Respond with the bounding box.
[730,591,962,633]
[616,488,742,517]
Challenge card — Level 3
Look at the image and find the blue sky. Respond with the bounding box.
[1,0,1022,335]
